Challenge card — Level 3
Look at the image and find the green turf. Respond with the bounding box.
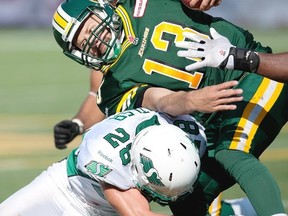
[0,28,287,213]
[0,28,89,116]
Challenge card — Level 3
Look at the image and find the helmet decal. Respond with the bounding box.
[52,4,82,43]
[131,124,203,205]
[52,6,70,35]
[140,153,165,187]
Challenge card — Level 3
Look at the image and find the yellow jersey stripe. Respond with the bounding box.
[116,86,139,113]
[208,194,223,216]
[101,6,137,74]
[230,78,284,152]
[116,5,136,38]
[116,85,148,113]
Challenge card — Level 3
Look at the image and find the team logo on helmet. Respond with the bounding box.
[140,154,165,187]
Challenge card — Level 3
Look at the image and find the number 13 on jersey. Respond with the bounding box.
[143,21,209,89]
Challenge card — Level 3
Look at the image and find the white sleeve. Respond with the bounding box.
[76,109,159,190]
[162,113,207,158]
[76,124,135,190]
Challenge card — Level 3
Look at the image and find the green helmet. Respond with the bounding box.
[52,0,122,70]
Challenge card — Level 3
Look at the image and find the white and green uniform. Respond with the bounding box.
[0,108,206,216]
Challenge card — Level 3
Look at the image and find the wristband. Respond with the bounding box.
[72,118,84,134]
[226,47,260,73]
[89,91,97,98]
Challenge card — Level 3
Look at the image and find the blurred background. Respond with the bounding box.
[1,0,288,28]
[0,0,287,213]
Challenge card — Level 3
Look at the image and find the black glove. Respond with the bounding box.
[54,119,83,149]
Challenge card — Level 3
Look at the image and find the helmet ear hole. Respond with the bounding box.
[180,142,187,149]
[169,173,173,181]
[134,165,138,173]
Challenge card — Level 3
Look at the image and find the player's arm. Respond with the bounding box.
[176,27,288,83]
[181,0,222,11]
[53,69,105,149]
[72,70,105,129]
[142,80,243,116]
[101,182,172,216]
[256,52,288,82]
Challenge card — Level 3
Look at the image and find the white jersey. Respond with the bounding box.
[68,108,206,211]
[0,108,206,216]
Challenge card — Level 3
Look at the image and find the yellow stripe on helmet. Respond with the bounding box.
[53,11,68,30]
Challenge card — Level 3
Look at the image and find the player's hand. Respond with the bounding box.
[175,27,235,71]
[183,0,222,11]
[186,80,243,113]
[54,120,82,149]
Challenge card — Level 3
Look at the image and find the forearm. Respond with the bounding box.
[257,52,288,82]
[142,82,242,116]
[74,69,105,130]
[73,93,105,131]
[156,91,195,116]
[103,183,172,216]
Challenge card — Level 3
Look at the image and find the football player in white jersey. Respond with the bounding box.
[0,108,206,216]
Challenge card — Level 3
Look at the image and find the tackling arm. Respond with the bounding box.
[142,81,243,116]
[53,69,105,149]
[101,182,172,216]
[72,70,106,129]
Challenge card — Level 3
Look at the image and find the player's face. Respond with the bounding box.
[74,14,112,58]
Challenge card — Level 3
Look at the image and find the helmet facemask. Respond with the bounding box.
[53,1,122,70]
[73,5,122,69]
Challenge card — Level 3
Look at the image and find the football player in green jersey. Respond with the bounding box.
[52,0,288,215]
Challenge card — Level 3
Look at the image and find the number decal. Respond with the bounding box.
[143,22,209,89]
[119,143,132,166]
[111,111,135,121]
[151,22,185,52]
[143,59,203,89]
[151,21,209,55]
[104,128,132,165]
[173,119,202,150]
[173,120,200,135]
[104,128,130,148]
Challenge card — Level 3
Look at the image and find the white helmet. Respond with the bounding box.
[131,124,201,205]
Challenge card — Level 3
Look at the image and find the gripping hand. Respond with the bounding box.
[54,119,84,149]
[176,28,259,72]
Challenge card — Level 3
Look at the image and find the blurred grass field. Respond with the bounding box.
[0,28,288,213]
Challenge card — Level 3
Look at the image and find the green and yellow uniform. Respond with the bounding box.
[97,0,288,215]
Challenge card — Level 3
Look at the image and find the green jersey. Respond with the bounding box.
[96,1,288,215]
[98,0,272,116]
